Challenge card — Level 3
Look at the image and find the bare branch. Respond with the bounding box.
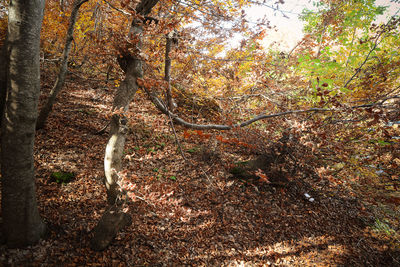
[143,85,399,131]
[343,16,398,88]
[343,32,384,88]
[102,0,130,15]
[144,86,330,130]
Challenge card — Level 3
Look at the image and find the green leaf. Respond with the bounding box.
[51,171,75,184]
[186,147,199,153]
[377,140,391,146]
[339,87,352,93]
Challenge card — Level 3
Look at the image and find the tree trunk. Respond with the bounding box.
[164,32,174,111]
[90,23,142,252]
[0,40,7,130]
[90,53,141,251]
[1,0,46,248]
[36,0,88,130]
[91,0,159,251]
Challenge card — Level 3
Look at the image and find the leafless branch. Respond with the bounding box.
[143,85,399,130]
[102,0,130,15]
[343,16,398,88]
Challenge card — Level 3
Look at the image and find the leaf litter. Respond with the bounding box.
[0,79,399,266]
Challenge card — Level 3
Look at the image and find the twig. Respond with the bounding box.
[152,90,214,182]
[94,121,110,135]
[166,100,187,161]
[102,0,131,15]
[343,32,384,88]
[343,16,397,88]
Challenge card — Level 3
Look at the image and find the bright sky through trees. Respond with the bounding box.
[247,0,400,52]
[246,0,314,51]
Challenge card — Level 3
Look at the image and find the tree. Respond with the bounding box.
[1,0,46,247]
[90,0,160,251]
[90,0,275,250]
[36,0,89,130]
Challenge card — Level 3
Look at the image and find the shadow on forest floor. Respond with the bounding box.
[1,82,400,266]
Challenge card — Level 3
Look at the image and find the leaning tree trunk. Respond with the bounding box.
[90,0,160,251]
[90,22,143,251]
[36,0,88,130]
[1,0,46,248]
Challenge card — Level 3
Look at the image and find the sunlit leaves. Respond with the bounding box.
[296,0,399,104]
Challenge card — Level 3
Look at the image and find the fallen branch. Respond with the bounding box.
[144,86,330,130]
[143,85,399,130]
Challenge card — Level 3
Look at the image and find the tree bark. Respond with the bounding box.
[36,0,88,130]
[91,0,159,251]
[164,32,174,111]
[0,39,7,130]
[104,53,142,205]
[1,0,46,248]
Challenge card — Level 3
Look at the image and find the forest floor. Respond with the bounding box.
[1,76,400,266]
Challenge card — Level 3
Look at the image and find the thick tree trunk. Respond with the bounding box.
[0,40,7,129]
[36,0,88,130]
[91,0,159,251]
[1,0,46,248]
